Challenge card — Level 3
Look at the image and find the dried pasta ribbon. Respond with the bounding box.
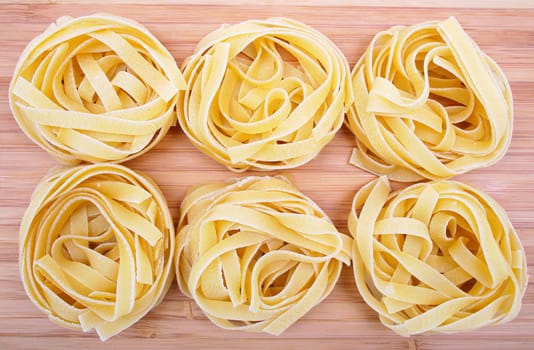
[347,17,513,181]
[178,17,352,171]
[176,175,352,334]
[19,164,175,341]
[348,177,527,336]
[9,14,186,164]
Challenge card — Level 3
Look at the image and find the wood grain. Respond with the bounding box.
[0,2,533,350]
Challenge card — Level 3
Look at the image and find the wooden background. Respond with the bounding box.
[0,1,533,349]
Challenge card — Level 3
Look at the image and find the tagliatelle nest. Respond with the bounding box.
[176,175,352,335]
[9,14,186,164]
[19,164,175,341]
[346,17,513,181]
[348,177,527,336]
[178,17,352,171]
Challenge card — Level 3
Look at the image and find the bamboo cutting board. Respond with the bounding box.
[1,1,533,349]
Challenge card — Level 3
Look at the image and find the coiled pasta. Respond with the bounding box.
[348,177,527,336]
[178,17,352,171]
[19,164,175,341]
[176,175,352,334]
[347,17,513,181]
[9,14,186,164]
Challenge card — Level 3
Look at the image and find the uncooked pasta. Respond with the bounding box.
[9,14,186,164]
[348,177,527,336]
[176,175,352,334]
[346,17,513,181]
[19,164,175,341]
[178,18,352,171]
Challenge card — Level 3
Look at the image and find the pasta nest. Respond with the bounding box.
[178,18,352,171]
[346,17,513,181]
[19,164,175,341]
[348,177,527,336]
[9,14,186,164]
[176,175,352,334]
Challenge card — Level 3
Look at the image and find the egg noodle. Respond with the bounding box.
[9,14,186,164]
[176,175,352,334]
[178,17,352,171]
[348,176,527,336]
[346,17,513,181]
[19,164,175,341]
[12,14,527,340]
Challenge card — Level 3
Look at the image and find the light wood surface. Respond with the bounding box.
[1,2,533,349]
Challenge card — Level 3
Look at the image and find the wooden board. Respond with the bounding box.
[1,1,533,349]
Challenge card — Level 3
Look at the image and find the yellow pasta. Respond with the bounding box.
[347,17,513,181]
[176,175,352,334]
[178,18,352,171]
[9,14,186,164]
[19,164,175,341]
[348,177,527,336]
